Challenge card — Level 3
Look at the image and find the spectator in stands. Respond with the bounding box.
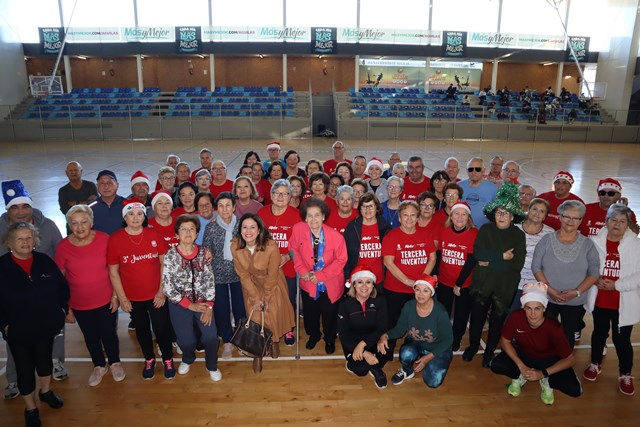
[445,157,461,182]
[537,105,547,124]
[444,84,457,101]
[194,192,216,245]
[518,184,537,214]
[581,178,639,238]
[560,87,570,101]
[403,156,430,201]
[382,152,403,179]
[496,160,521,189]
[478,88,487,105]
[283,150,306,179]
[195,169,214,194]
[430,170,450,210]
[567,109,577,124]
[263,141,282,171]
[365,157,388,203]
[484,156,503,185]
[175,182,198,216]
[381,176,403,230]
[461,95,470,106]
[336,162,354,185]
[328,174,344,200]
[210,160,233,198]
[352,156,368,181]
[288,176,305,209]
[538,171,584,230]
[242,150,261,166]
[522,99,532,114]
[156,167,178,204]
[233,177,262,218]
[175,162,191,187]
[325,185,357,234]
[58,161,98,217]
[459,158,497,229]
[324,141,351,175]
[190,148,213,182]
[92,170,125,236]
[128,171,152,212]
[545,86,555,99]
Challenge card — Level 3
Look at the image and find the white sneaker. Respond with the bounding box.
[110,362,126,382]
[52,359,68,381]
[88,366,109,387]
[209,369,222,382]
[221,343,233,359]
[178,362,191,375]
[4,382,19,399]
[173,342,183,355]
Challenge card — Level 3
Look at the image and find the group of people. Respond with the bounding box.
[1,141,639,426]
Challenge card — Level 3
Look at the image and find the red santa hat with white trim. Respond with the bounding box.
[130,170,150,188]
[597,178,622,193]
[121,198,147,218]
[366,157,384,174]
[413,274,438,296]
[151,190,173,207]
[266,141,281,150]
[450,201,471,215]
[553,171,574,186]
[345,264,377,288]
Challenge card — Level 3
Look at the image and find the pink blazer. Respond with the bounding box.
[289,222,348,303]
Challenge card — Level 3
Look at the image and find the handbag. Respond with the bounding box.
[230,308,273,358]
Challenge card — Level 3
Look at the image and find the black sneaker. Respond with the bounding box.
[128,320,135,331]
[142,358,156,380]
[24,408,41,427]
[284,332,295,346]
[38,390,63,409]
[369,367,387,389]
[345,361,357,376]
[325,341,335,354]
[163,359,176,379]
[391,368,415,386]
[462,346,479,362]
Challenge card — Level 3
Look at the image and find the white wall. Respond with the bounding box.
[0,2,29,113]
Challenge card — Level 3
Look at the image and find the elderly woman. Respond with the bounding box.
[203,193,245,360]
[233,176,263,218]
[283,150,306,179]
[365,158,388,203]
[338,266,389,389]
[257,180,300,345]
[251,162,270,205]
[232,213,296,373]
[510,198,554,312]
[351,179,368,209]
[290,199,348,354]
[392,162,406,179]
[304,159,323,183]
[148,190,179,249]
[174,181,197,216]
[532,200,600,348]
[463,183,526,367]
[344,193,389,294]
[378,275,453,388]
[162,215,221,382]
[382,201,437,355]
[325,185,358,234]
[0,222,69,426]
[156,166,178,202]
[436,202,478,351]
[583,204,640,395]
[54,205,124,387]
[416,191,442,248]
[336,161,354,185]
[430,170,451,211]
[381,175,403,229]
[305,172,338,210]
[433,182,463,226]
[195,192,216,245]
[195,169,214,194]
[519,185,537,214]
[490,282,582,405]
[328,174,344,200]
[287,175,306,209]
[107,199,174,379]
[267,160,285,186]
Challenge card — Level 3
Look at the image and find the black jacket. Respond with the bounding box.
[343,215,390,282]
[337,295,388,355]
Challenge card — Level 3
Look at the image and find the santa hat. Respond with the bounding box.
[413,274,438,296]
[366,157,384,174]
[122,198,147,218]
[597,178,622,193]
[451,201,471,215]
[151,190,173,208]
[266,141,281,150]
[346,265,377,288]
[2,180,33,210]
[520,282,549,308]
[553,171,574,186]
[130,170,150,188]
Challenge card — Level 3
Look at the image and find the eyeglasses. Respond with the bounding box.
[211,167,226,171]
[387,185,401,191]
[419,203,435,209]
[329,182,340,187]
[272,192,290,198]
[445,193,459,199]
[467,167,482,173]
[361,205,376,210]
[598,190,618,197]
[503,168,519,175]
[561,214,582,222]
[178,227,197,233]
[495,210,511,217]
[519,192,534,198]
[159,176,174,181]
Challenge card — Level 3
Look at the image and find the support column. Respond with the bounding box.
[136,54,143,92]
[491,60,499,91]
[283,54,287,91]
[556,62,564,96]
[210,55,215,90]
[425,57,431,93]
[355,55,360,89]
[63,55,72,93]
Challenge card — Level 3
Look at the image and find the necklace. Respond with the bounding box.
[126,229,144,245]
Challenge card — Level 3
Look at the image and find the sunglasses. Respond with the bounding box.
[598,190,618,197]
[467,167,482,172]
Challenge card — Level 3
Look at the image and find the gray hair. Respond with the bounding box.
[407,156,423,166]
[199,148,212,156]
[65,204,94,226]
[519,184,536,196]
[195,169,211,179]
[387,175,404,189]
[2,221,40,250]
[466,157,484,168]
[158,166,175,178]
[332,140,346,149]
[557,200,586,218]
[166,154,180,162]
[503,160,520,172]
[606,203,633,223]
[211,160,226,169]
[392,162,406,174]
[270,179,292,195]
[336,185,354,200]
[445,157,459,168]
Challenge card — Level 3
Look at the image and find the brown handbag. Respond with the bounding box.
[230,308,273,358]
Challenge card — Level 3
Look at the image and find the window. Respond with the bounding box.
[61,0,134,27]
[500,0,566,35]
[431,0,498,33]
[567,0,631,52]
[211,0,283,27]
[286,0,356,27]
[5,0,61,43]
[360,0,430,30]
[137,0,210,27]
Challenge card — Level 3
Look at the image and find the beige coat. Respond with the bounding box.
[231,239,295,341]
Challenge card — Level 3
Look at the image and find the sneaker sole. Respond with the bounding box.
[368,371,387,389]
[345,361,357,376]
[619,386,635,396]
[392,372,414,386]
[583,373,599,382]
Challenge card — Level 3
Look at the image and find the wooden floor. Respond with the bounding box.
[1,137,640,425]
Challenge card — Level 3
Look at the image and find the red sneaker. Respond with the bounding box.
[583,363,601,381]
[619,374,635,396]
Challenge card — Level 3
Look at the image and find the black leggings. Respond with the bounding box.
[591,306,633,373]
[384,289,415,355]
[74,303,120,367]
[300,290,339,344]
[436,285,472,345]
[9,337,54,396]
[468,299,507,356]
[545,303,584,348]
[130,300,173,361]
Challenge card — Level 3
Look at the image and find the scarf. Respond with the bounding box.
[218,215,237,261]
[311,227,327,300]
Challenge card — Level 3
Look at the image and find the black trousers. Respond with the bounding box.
[9,337,54,396]
[73,303,120,367]
[591,306,633,374]
[468,299,507,357]
[384,289,415,356]
[490,349,582,397]
[130,299,173,361]
[301,290,339,344]
[545,303,584,348]
[436,285,472,345]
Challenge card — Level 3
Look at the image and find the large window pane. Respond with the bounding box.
[360,0,429,30]
[431,0,498,33]
[500,0,565,35]
[567,0,632,52]
[137,0,210,26]
[212,0,283,27]
[287,0,356,27]
[61,0,134,27]
[5,0,60,43]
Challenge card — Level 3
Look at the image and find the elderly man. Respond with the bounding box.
[262,141,282,171]
[155,154,181,190]
[445,157,461,182]
[175,162,191,187]
[190,148,213,182]
[580,178,638,237]
[484,156,504,184]
[211,160,233,198]
[382,152,405,179]
[58,161,98,216]
[352,155,368,180]
[518,184,537,213]
[323,140,351,175]
[128,170,152,208]
[91,170,125,236]
[402,156,430,201]
[1,180,67,399]
[459,158,497,228]
[538,171,584,230]
[496,160,522,188]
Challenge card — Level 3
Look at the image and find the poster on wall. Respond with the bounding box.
[358,59,426,89]
[567,36,590,62]
[311,27,336,54]
[39,27,64,55]
[442,31,466,57]
[176,27,202,54]
[427,62,482,93]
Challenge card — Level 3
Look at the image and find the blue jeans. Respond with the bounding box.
[213,281,246,343]
[169,303,219,371]
[398,338,453,388]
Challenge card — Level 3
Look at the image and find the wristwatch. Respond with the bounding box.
[575,289,581,298]
[542,368,549,378]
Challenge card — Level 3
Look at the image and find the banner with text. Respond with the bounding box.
[442,31,466,57]
[122,26,175,42]
[567,36,590,62]
[311,27,336,54]
[202,26,310,42]
[39,27,64,55]
[64,27,121,42]
[358,59,426,88]
[176,27,202,54]
[339,28,441,45]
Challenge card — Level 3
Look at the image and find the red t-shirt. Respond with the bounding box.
[211,180,233,198]
[54,232,113,310]
[171,207,197,219]
[417,218,443,245]
[432,209,449,227]
[258,205,301,278]
[254,179,271,204]
[107,228,168,301]
[301,195,338,212]
[596,239,621,310]
[382,228,436,294]
[537,191,584,230]
[438,227,478,288]
[580,202,637,238]
[148,217,179,249]
[401,177,430,201]
[323,158,351,175]
[190,167,206,183]
[358,223,383,283]
[11,254,33,275]
[502,309,573,360]
[325,209,358,234]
